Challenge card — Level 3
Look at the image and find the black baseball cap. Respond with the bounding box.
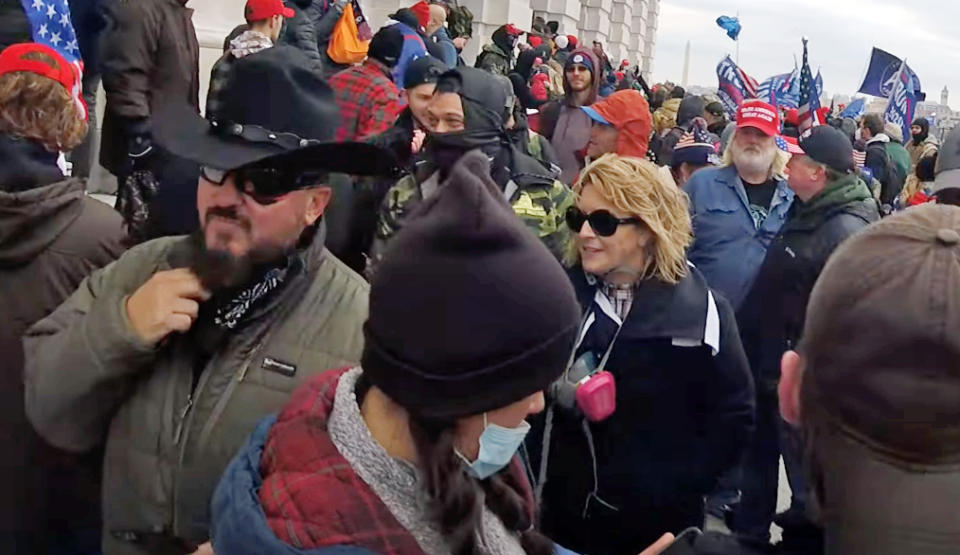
[403,56,446,90]
[798,125,854,173]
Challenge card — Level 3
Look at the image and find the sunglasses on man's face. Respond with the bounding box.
[565,206,641,237]
[200,165,327,206]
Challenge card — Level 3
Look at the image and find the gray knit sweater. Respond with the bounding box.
[328,367,526,555]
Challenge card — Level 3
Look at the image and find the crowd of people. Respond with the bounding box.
[1,0,959,554]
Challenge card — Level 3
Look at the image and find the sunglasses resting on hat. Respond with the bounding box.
[566,206,641,237]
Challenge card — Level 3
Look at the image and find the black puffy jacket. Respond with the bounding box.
[738,173,880,393]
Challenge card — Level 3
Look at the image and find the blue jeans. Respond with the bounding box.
[731,391,809,541]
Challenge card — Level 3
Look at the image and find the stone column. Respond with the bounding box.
[641,0,659,79]
[460,0,532,66]
[529,0,580,36]
[364,0,405,34]
[577,0,611,55]
[606,0,632,68]
[628,0,647,68]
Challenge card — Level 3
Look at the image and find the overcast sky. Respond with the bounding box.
[652,0,960,107]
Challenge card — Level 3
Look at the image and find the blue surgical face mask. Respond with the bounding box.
[457,413,531,480]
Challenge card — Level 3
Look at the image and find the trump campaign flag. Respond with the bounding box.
[757,69,799,109]
[840,97,866,119]
[858,47,925,101]
[883,61,917,148]
[21,0,81,63]
[716,55,758,116]
[797,38,820,132]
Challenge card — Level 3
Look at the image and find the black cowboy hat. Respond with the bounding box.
[154,45,398,178]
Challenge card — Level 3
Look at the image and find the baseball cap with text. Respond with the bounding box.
[736,100,780,137]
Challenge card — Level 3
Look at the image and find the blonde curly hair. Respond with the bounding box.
[0,50,87,152]
[567,154,693,284]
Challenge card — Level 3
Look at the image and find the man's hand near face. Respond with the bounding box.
[126,268,211,345]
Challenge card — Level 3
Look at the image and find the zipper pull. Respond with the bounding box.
[172,395,194,445]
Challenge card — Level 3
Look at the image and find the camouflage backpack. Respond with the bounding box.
[446,1,473,39]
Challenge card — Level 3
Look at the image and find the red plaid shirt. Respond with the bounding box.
[258,367,537,552]
[328,59,403,142]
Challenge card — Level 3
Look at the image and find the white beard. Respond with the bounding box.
[731,144,776,178]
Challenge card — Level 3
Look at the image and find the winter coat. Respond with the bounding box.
[328,59,403,142]
[655,96,707,167]
[0,0,31,50]
[738,173,879,394]
[211,368,536,554]
[206,31,275,121]
[684,165,794,309]
[389,22,428,88]
[281,0,347,78]
[0,135,125,553]
[476,42,512,76]
[371,147,573,268]
[99,0,199,175]
[430,26,458,68]
[23,226,369,554]
[538,48,602,184]
[210,415,380,555]
[884,141,911,185]
[534,267,754,555]
[653,98,682,135]
[864,135,905,207]
[906,134,940,168]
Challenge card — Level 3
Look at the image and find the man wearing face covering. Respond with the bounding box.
[372,67,573,271]
[475,24,523,76]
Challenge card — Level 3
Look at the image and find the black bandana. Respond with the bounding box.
[213,265,289,329]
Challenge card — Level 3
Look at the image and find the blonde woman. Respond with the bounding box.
[535,154,754,555]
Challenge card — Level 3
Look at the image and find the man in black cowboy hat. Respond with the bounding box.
[23,45,395,555]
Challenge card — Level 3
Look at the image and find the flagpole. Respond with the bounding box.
[735,10,740,64]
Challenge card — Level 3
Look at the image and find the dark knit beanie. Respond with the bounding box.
[369,25,405,68]
[362,150,581,420]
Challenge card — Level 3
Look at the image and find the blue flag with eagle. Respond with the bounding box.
[20,0,80,63]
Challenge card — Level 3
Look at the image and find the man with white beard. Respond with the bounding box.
[683,100,793,310]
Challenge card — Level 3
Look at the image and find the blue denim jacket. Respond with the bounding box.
[683,165,793,309]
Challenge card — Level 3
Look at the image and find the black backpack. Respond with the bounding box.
[867,142,904,207]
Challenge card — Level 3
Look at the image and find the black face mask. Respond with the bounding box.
[424,85,508,175]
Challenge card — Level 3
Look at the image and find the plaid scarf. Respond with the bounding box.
[213,266,289,329]
[601,281,635,322]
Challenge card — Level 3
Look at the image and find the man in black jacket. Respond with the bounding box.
[732,126,879,546]
[859,113,904,208]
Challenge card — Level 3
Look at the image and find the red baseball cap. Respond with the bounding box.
[245,0,294,22]
[0,43,86,121]
[736,100,780,137]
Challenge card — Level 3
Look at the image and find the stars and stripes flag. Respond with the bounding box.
[797,38,820,133]
[716,55,759,116]
[21,0,81,64]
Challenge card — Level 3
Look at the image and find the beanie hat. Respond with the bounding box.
[567,35,578,49]
[528,35,543,48]
[883,121,904,143]
[362,150,581,420]
[409,1,430,30]
[369,25,405,68]
[672,118,719,166]
[389,8,421,31]
[554,35,568,50]
[565,50,594,74]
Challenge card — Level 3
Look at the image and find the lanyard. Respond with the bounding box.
[563,289,625,382]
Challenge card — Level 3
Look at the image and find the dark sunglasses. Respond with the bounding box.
[200,165,327,205]
[565,206,641,237]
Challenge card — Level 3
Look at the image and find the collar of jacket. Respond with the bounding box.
[788,173,876,231]
[363,58,394,81]
[716,164,794,215]
[569,265,715,346]
[481,43,509,59]
[0,133,63,192]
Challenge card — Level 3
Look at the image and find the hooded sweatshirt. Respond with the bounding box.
[539,48,601,184]
[206,30,275,119]
[0,134,125,548]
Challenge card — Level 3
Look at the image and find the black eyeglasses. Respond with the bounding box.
[565,206,641,237]
[200,165,327,205]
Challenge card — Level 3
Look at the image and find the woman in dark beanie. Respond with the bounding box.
[532,154,754,555]
[210,151,595,554]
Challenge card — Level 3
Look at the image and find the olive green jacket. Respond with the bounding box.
[24,227,368,554]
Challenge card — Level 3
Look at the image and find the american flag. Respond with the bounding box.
[737,65,760,98]
[797,38,820,133]
[22,0,80,64]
